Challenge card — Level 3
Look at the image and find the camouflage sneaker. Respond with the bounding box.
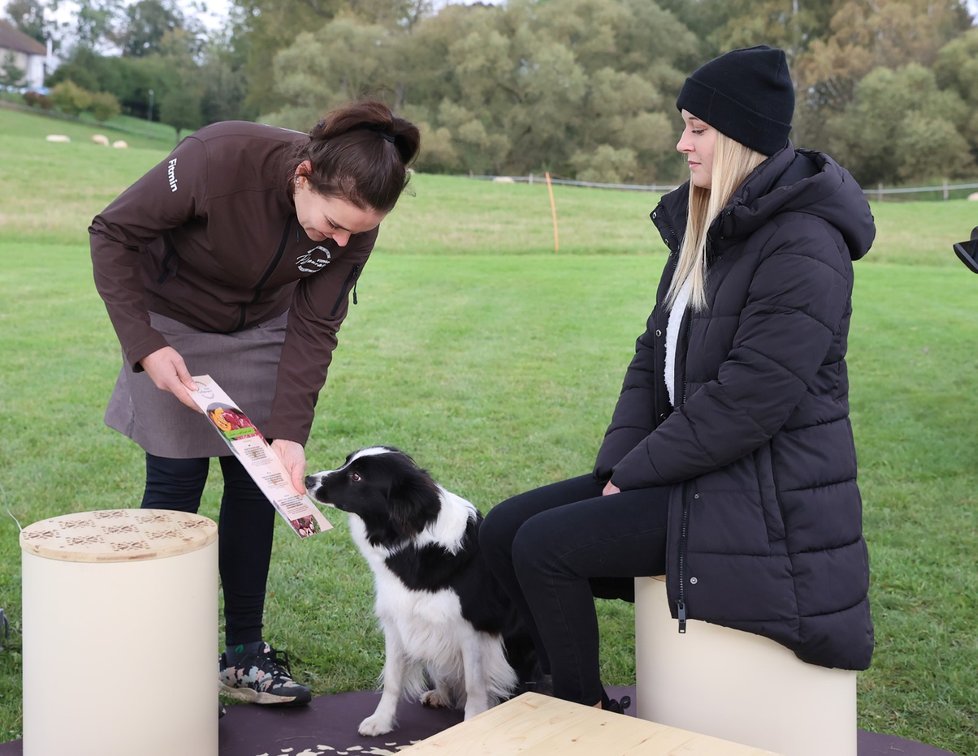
[219,643,311,706]
[601,689,631,714]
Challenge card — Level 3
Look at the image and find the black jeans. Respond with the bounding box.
[142,453,276,646]
[479,474,669,706]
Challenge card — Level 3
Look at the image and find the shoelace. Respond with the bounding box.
[252,646,295,682]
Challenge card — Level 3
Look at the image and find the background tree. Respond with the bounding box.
[795,0,972,124]
[933,27,978,160]
[345,0,431,28]
[4,0,47,44]
[1,53,26,89]
[71,0,125,52]
[122,53,180,118]
[159,68,203,140]
[570,143,638,184]
[702,0,833,61]
[229,0,346,114]
[119,0,186,57]
[89,89,121,121]
[263,16,398,128]
[151,25,205,134]
[394,2,494,109]
[49,79,93,114]
[655,0,716,41]
[47,45,125,94]
[198,37,254,123]
[432,98,511,174]
[26,0,978,185]
[892,110,975,182]
[263,0,699,181]
[823,63,974,184]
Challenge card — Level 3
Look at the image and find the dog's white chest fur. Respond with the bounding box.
[350,508,477,671]
[376,568,469,664]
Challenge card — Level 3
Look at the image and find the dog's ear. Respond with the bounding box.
[389,473,441,537]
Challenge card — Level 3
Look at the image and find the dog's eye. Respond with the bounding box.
[349,472,362,483]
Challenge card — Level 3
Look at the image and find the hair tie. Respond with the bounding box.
[360,123,396,144]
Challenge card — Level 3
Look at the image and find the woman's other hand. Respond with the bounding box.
[140,346,200,412]
[603,480,621,496]
[271,439,307,494]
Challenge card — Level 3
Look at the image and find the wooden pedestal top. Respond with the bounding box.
[402,692,780,755]
[20,509,217,563]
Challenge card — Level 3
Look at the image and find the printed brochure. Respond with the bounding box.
[189,374,332,538]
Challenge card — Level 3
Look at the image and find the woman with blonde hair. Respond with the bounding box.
[481,45,875,711]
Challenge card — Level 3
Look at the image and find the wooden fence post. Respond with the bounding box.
[545,171,559,254]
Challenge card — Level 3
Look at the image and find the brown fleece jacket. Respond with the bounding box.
[90,120,378,445]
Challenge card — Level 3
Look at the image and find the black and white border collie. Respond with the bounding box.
[305,446,537,736]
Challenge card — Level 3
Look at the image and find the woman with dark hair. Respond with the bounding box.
[90,100,420,707]
[480,46,875,712]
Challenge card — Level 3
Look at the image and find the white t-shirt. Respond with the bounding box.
[665,278,693,407]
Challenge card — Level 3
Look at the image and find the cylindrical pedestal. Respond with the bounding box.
[635,576,857,756]
[21,509,219,756]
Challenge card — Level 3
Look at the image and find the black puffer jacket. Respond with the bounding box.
[594,145,875,670]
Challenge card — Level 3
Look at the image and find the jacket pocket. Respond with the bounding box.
[329,264,362,317]
[754,443,786,543]
[154,233,178,284]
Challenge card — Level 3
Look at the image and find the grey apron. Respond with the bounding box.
[105,310,289,458]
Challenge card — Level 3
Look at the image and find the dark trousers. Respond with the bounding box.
[142,453,276,646]
[479,474,669,706]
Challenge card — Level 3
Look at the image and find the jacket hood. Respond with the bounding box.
[657,145,876,262]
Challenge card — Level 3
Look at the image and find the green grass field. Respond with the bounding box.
[1,107,976,753]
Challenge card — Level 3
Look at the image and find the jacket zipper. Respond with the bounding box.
[677,497,690,633]
[234,217,294,332]
[329,264,362,317]
[652,200,692,633]
[675,298,693,633]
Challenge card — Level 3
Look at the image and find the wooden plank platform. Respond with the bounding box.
[401,692,780,755]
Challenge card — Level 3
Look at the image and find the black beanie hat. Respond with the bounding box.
[676,45,794,156]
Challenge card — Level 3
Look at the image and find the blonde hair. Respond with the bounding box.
[666,132,767,311]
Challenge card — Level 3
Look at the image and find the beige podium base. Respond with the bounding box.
[635,576,856,756]
[21,509,219,756]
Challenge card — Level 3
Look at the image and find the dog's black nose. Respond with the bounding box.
[304,475,316,489]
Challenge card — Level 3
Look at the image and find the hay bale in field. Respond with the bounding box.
[112,140,129,149]
[968,192,978,201]
[92,134,110,146]
[493,176,515,183]
[45,134,71,143]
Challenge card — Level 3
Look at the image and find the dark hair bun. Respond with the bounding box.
[296,100,421,212]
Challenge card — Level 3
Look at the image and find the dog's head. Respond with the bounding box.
[305,446,442,547]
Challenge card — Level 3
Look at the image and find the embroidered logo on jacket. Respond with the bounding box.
[296,246,332,273]
[167,158,178,193]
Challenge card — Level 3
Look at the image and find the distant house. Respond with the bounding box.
[0,20,48,91]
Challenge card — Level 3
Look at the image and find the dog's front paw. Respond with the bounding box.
[358,714,395,737]
[420,689,451,709]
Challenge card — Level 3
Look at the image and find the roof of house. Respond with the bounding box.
[0,20,46,56]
